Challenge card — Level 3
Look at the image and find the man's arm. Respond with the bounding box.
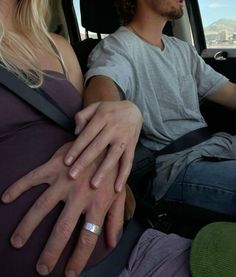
[84,75,122,104]
[207,81,236,110]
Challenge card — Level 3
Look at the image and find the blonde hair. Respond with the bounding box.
[0,0,62,87]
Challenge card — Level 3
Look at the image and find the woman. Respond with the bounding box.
[0,0,141,276]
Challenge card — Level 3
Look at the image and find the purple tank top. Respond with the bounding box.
[0,72,109,276]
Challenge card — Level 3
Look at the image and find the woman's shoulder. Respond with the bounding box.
[49,33,83,92]
[49,33,72,55]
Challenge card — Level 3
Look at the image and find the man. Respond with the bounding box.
[84,0,236,217]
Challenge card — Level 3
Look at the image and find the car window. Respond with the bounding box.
[73,0,107,40]
[198,0,236,49]
[73,0,86,39]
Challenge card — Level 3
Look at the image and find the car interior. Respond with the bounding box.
[48,0,236,239]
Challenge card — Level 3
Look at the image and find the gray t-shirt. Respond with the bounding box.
[86,26,235,199]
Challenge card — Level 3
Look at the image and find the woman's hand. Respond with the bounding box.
[1,142,126,277]
[64,101,143,192]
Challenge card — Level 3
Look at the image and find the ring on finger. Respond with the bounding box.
[83,222,102,236]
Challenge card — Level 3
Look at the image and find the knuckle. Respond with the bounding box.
[80,234,97,248]
[72,182,84,196]
[89,141,100,153]
[28,169,40,180]
[89,161,98,173]
[81,130,91,143]
[111,142,127,155]
[113,121,123,131]
[68,149,77,158]
[73,162,85,173]
[93,197,110,212]
[100,108,112,120]
[91,159,98,169]
[35,195,51,211]
[51,156,63,169]
[55,219,72,238]
[39,251,57,269]
[42,249,57,261]
[118,141,127,150]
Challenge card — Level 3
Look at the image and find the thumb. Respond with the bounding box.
[74,102,101,134]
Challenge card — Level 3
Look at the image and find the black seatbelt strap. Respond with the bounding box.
[131,127,212,177]
[0,66,75,133]
[156,126,212,156]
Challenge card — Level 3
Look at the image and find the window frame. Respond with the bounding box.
[186,0,236,58]
[62,0,81,44]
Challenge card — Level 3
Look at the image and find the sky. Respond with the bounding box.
[73,0,236,30]
[198,0,236,27]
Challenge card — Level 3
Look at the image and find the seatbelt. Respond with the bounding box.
[131,127,212,177]
[156,127,212,157]
[0,66,75,133]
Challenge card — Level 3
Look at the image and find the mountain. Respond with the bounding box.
[205,19,236,34]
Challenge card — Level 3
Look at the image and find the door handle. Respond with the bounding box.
[214,51,228,61]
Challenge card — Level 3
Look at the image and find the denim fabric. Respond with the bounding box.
[164,159,236,217]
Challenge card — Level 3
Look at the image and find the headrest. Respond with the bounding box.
[80,0,120,34]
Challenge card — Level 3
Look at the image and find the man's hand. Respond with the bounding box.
[64,101,143,192]
[1,142,126,276]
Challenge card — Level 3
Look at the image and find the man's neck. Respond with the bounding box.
[127,8,167,49]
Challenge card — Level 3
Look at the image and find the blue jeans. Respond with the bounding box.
[164,158,236,217]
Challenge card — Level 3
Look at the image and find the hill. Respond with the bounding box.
[205,19,236,34]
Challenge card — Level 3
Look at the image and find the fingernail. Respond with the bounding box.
[91,180,99,189]
[1,192,10,203]
[110,238,117,248]
[66,270,77,277]
[11,235,23,248]
[65,156,74,166]
[115,184,122,193]
[74,125,80,135]
[91,176,102,188]
[69,168,79,179]
[37,264,49,275]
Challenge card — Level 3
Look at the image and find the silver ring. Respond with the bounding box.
[83,222,102,235]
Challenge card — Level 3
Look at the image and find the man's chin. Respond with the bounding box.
[167,9,184,20]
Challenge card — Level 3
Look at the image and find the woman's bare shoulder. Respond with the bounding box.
[50,33,83,93]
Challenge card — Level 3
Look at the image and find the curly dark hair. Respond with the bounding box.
[114,0,138,25]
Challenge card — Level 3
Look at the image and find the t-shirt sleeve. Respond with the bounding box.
[189,45,229,100]
[85,38,133,97]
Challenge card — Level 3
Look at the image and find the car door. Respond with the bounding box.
[186,0,236,133]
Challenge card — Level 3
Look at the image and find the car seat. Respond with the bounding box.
[71,0,120,74]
